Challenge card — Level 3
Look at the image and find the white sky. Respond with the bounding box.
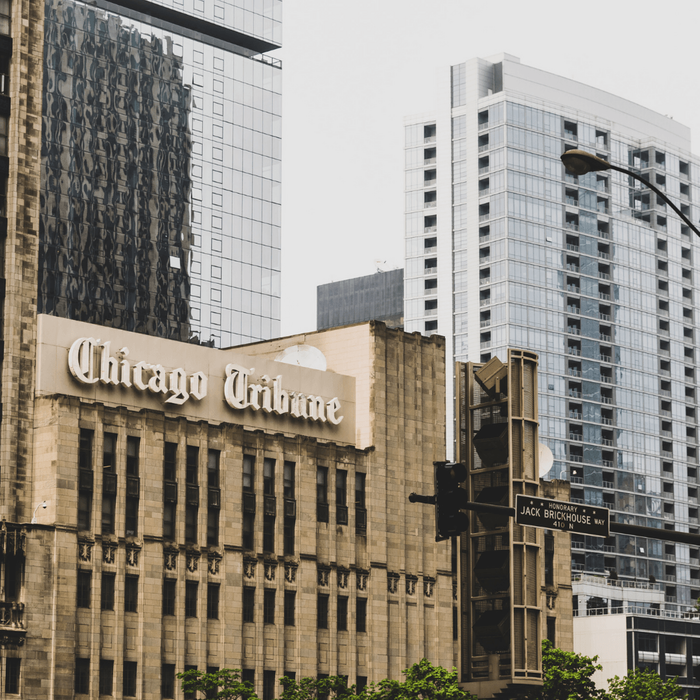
[277,0,700,337]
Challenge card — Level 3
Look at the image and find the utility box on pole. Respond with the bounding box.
[456,349,544,698]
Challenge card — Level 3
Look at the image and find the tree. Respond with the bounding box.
[516,639,605,700]
[280,675,357,700]
[605,668,686,700]
[279,660,476,700]
[178,668,259,700]
[369,658,477,700]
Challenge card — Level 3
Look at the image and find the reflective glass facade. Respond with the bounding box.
[39,0,282,346]
[405,55,700,609]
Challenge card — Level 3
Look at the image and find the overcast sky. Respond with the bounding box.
[277,0,700,337]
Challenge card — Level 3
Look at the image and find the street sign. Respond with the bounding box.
[515,494,609,537]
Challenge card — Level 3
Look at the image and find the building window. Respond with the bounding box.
[337,596,348,631]
[264,588,275,624]
[185,581,198,618]
[101,573,115,611]
[102,433,117,535]
[283,461,296,554]
[263,670,276,700]
[186,446,199,543]
[355,473,367,534]
[242,670,255,691]
[283,461,295,498]
[546,616,556,645]
[124,436,140,536]
[0,115,8,156]
[243,455,255,549]
[317,594,329,629]
[125,575,138,613]
[263,513,275,553]
[77,570,92,608]
[284,516,295,556]
[336,469,348,525]
[263,458,276,552]
[78,429,94,530]
[183,665,197,700]
[243,587,255,623]
[74,658,90,695]
[163,579,176,616]
[243,454,255,491]
[123,661,137,697]
[161,663,175,699]
[317,466,329,522]
[207,583,220,620]
[284,590,295,626]
[0,0,10,36]
[545,533,554,586]
[163,442,177,540]
[207,450,220,546]
[99,659,114,696]
[356,598,367,633]
[205,667,220,699]
[5,658,19,695]
[263,457,275,495]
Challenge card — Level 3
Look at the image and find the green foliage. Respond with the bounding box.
[280,675,357,700]
[279,660,476,700]
[369,658,477,700]
[605,668,686,700]
[177,668,258,700]
[515,639,604,700]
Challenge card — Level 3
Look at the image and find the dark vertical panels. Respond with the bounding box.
[39,0,192,341]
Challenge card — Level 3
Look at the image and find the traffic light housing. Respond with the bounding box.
[434,461,468,541]
[456,350,543,696]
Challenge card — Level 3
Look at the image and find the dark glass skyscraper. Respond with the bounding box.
[37,0,282,346]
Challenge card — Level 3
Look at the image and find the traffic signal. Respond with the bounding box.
[434,461,468,541]
[456,350,543,696]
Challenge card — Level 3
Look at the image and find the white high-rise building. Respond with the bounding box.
[404,54,700,609]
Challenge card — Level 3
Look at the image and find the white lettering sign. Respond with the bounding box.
[223,363,343,425]
[67,337,343,426]
[68,337,207,406]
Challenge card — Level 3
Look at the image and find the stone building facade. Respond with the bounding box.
[4,316,455,697]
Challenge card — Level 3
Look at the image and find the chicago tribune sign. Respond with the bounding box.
[68,337,344,426]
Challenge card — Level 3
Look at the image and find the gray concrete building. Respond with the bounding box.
[317,269,404,331]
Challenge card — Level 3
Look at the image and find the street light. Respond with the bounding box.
[31,500,47,524]
[561,148,700,238]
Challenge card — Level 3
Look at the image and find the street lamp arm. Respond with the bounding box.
[607,162,700,238]
[561,149,700,238]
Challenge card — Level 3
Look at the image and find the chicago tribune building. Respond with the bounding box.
[3,316,456,697]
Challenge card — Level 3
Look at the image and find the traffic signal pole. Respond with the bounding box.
[409,491,700,546]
